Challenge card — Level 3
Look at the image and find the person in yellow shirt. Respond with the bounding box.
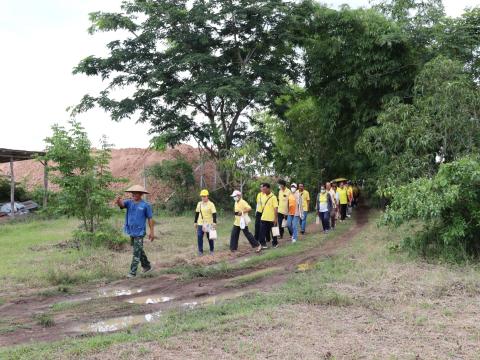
[254,184,264,242]
[229,190,261,253]
[277,179,291,239]
[337,182,348,221]
[194,189,217,256]
[259,183,279,248]
[347,181,354,218]
[298,183,310,234]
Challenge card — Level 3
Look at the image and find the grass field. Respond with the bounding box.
[0,210,237,296]
[2,209,480,359]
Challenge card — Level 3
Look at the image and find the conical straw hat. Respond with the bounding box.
[125,185,150,194]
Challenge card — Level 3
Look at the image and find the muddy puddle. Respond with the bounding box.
[125,295,173,305]
[75,290,255,334]
[73,311,162,333]
[98,288,143,297]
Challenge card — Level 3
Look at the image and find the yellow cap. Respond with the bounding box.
[200,189,209,197]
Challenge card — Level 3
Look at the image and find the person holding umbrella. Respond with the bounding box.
[116,185,154,278]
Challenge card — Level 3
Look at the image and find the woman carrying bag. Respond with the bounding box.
[229,190,262,253]
[194,189,217,256]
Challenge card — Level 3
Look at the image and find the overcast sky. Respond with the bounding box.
[0,0,477,151]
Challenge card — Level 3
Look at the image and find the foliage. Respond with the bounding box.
[219,140,272,193]
[73,0,300,161]
[383,156,480,261]
[147,158,196,214]
[72,224,128,251]
[41,120,122,239]
[357,56,480,192]
[268,6,415,185]
[0,177,28,203]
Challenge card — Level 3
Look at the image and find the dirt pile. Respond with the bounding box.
[0,145,217,202]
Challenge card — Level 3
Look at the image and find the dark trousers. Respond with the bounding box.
[130,237,151,275]
[319,211,330,231]
[197,226,214,254]
[277,213,291,238]
[254,211,262,241]
[330,209,336,229]
[340,204,347,220]
[259,220,278,247]
[230,225,259,251]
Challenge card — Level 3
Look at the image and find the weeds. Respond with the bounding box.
[35,314,55,328]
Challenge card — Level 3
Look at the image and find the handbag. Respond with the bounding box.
[281,218,288,228]
[271,226,280,237]
[315,214,320,225]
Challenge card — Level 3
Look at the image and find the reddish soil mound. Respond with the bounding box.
[0,145,217,202]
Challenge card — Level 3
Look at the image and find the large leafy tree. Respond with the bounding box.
[267,6,414,184]
[73,0,300,160]
[357,56,480,190]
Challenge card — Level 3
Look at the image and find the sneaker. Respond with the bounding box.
[198,251,204,257]
[255,245,262,253]
[127,273,136,278]
[301,231,305,235]
[142,266,153,274]
[292,239,297,243]
[210,251,214,255]
[273,244,279,249]
[261,245,268,249]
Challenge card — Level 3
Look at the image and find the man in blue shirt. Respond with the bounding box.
[116,185,155,278]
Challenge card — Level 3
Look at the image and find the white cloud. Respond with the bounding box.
[0,0,477,151]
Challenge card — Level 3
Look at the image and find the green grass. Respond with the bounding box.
[34,314,55,328]
[0,215,359,359]
[0,211,234,293]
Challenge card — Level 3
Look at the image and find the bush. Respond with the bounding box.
[383,156,480,261]
[72,223,128,250]
[147,158,197,214]
[0,177,28,203]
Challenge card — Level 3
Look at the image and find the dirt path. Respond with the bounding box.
[0,206,369,347]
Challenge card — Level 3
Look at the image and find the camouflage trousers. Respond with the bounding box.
[130,237,151,276]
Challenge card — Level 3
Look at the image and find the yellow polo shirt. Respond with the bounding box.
[278,188,291,215]
[300,190,310,211]
[234,199,251,226]
[337,188,348,205]
[260,194,278,222]
[256,192,264,213]
[195,201,216,225]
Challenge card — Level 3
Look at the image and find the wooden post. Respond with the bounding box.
[10,157,15,217]
[43,162,48,208]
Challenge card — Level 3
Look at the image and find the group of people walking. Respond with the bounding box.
[116,180,359,278]
[194,179,359,256]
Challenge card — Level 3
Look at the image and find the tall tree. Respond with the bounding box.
[357,56,480,189]
[73,0,300,160]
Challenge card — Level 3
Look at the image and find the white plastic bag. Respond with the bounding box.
[209,229,218,240]
[315,215,320,225]
[240,216,246,230]
[271,226,280,237]
[243,214,251,225]
[281,218,288,228]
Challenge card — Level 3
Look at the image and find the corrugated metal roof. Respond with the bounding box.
[0,148,45,164]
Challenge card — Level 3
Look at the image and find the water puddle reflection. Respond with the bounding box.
[98,288,143,298]
[73,311,162,333]
[126,295,173,305]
